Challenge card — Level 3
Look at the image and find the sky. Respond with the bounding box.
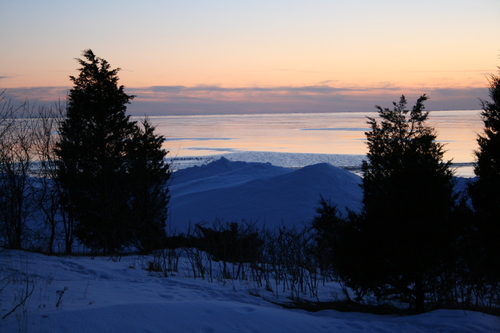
[1,0,499,115]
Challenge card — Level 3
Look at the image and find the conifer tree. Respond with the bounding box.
[55,49,169,254]
[359,95,455,313]
[468,68,500,284]
[128,118,170,254]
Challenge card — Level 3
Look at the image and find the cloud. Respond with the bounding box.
[430,87,488,98]
[2,86,69,103]
[145,86,186,93]
[129,84,489,115]
[2,83,488,116]
[133,83,399,97]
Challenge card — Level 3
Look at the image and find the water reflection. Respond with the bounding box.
[142,110,483,167]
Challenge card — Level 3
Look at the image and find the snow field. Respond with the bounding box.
[1,250,498,333]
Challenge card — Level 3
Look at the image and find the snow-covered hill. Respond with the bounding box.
[168,157,363,232]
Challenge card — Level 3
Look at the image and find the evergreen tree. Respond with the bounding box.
[359,95,455,313]
[56,49,137,254]
[128,118,170,254]
[468,68,500,285]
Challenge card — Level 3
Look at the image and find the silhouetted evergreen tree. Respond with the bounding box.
[128,118,170,254]
[468,68,500,287]
[56,50,169,254]
[358,95,455,313]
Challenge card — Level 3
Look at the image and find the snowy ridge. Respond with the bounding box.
[170,151,366,170]
[168,157,363,231]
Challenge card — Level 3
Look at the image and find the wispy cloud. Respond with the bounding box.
[127,84,489,115]
[134,83,400,96]
[2,86,69,102]
[430,87,488,97]
[2,83,488,116]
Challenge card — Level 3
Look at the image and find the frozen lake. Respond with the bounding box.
[135,110,484,176]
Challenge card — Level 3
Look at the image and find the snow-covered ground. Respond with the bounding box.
[1,250,498,333]
[2,153,495,332]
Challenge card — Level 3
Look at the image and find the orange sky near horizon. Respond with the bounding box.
[1,0,499,114]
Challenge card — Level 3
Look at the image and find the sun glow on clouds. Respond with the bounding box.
[1,82,489,115]
[128,81,488,109]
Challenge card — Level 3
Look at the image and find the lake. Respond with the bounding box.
[137,110,484,176]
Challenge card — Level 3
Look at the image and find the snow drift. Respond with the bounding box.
[168,157,363,232]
